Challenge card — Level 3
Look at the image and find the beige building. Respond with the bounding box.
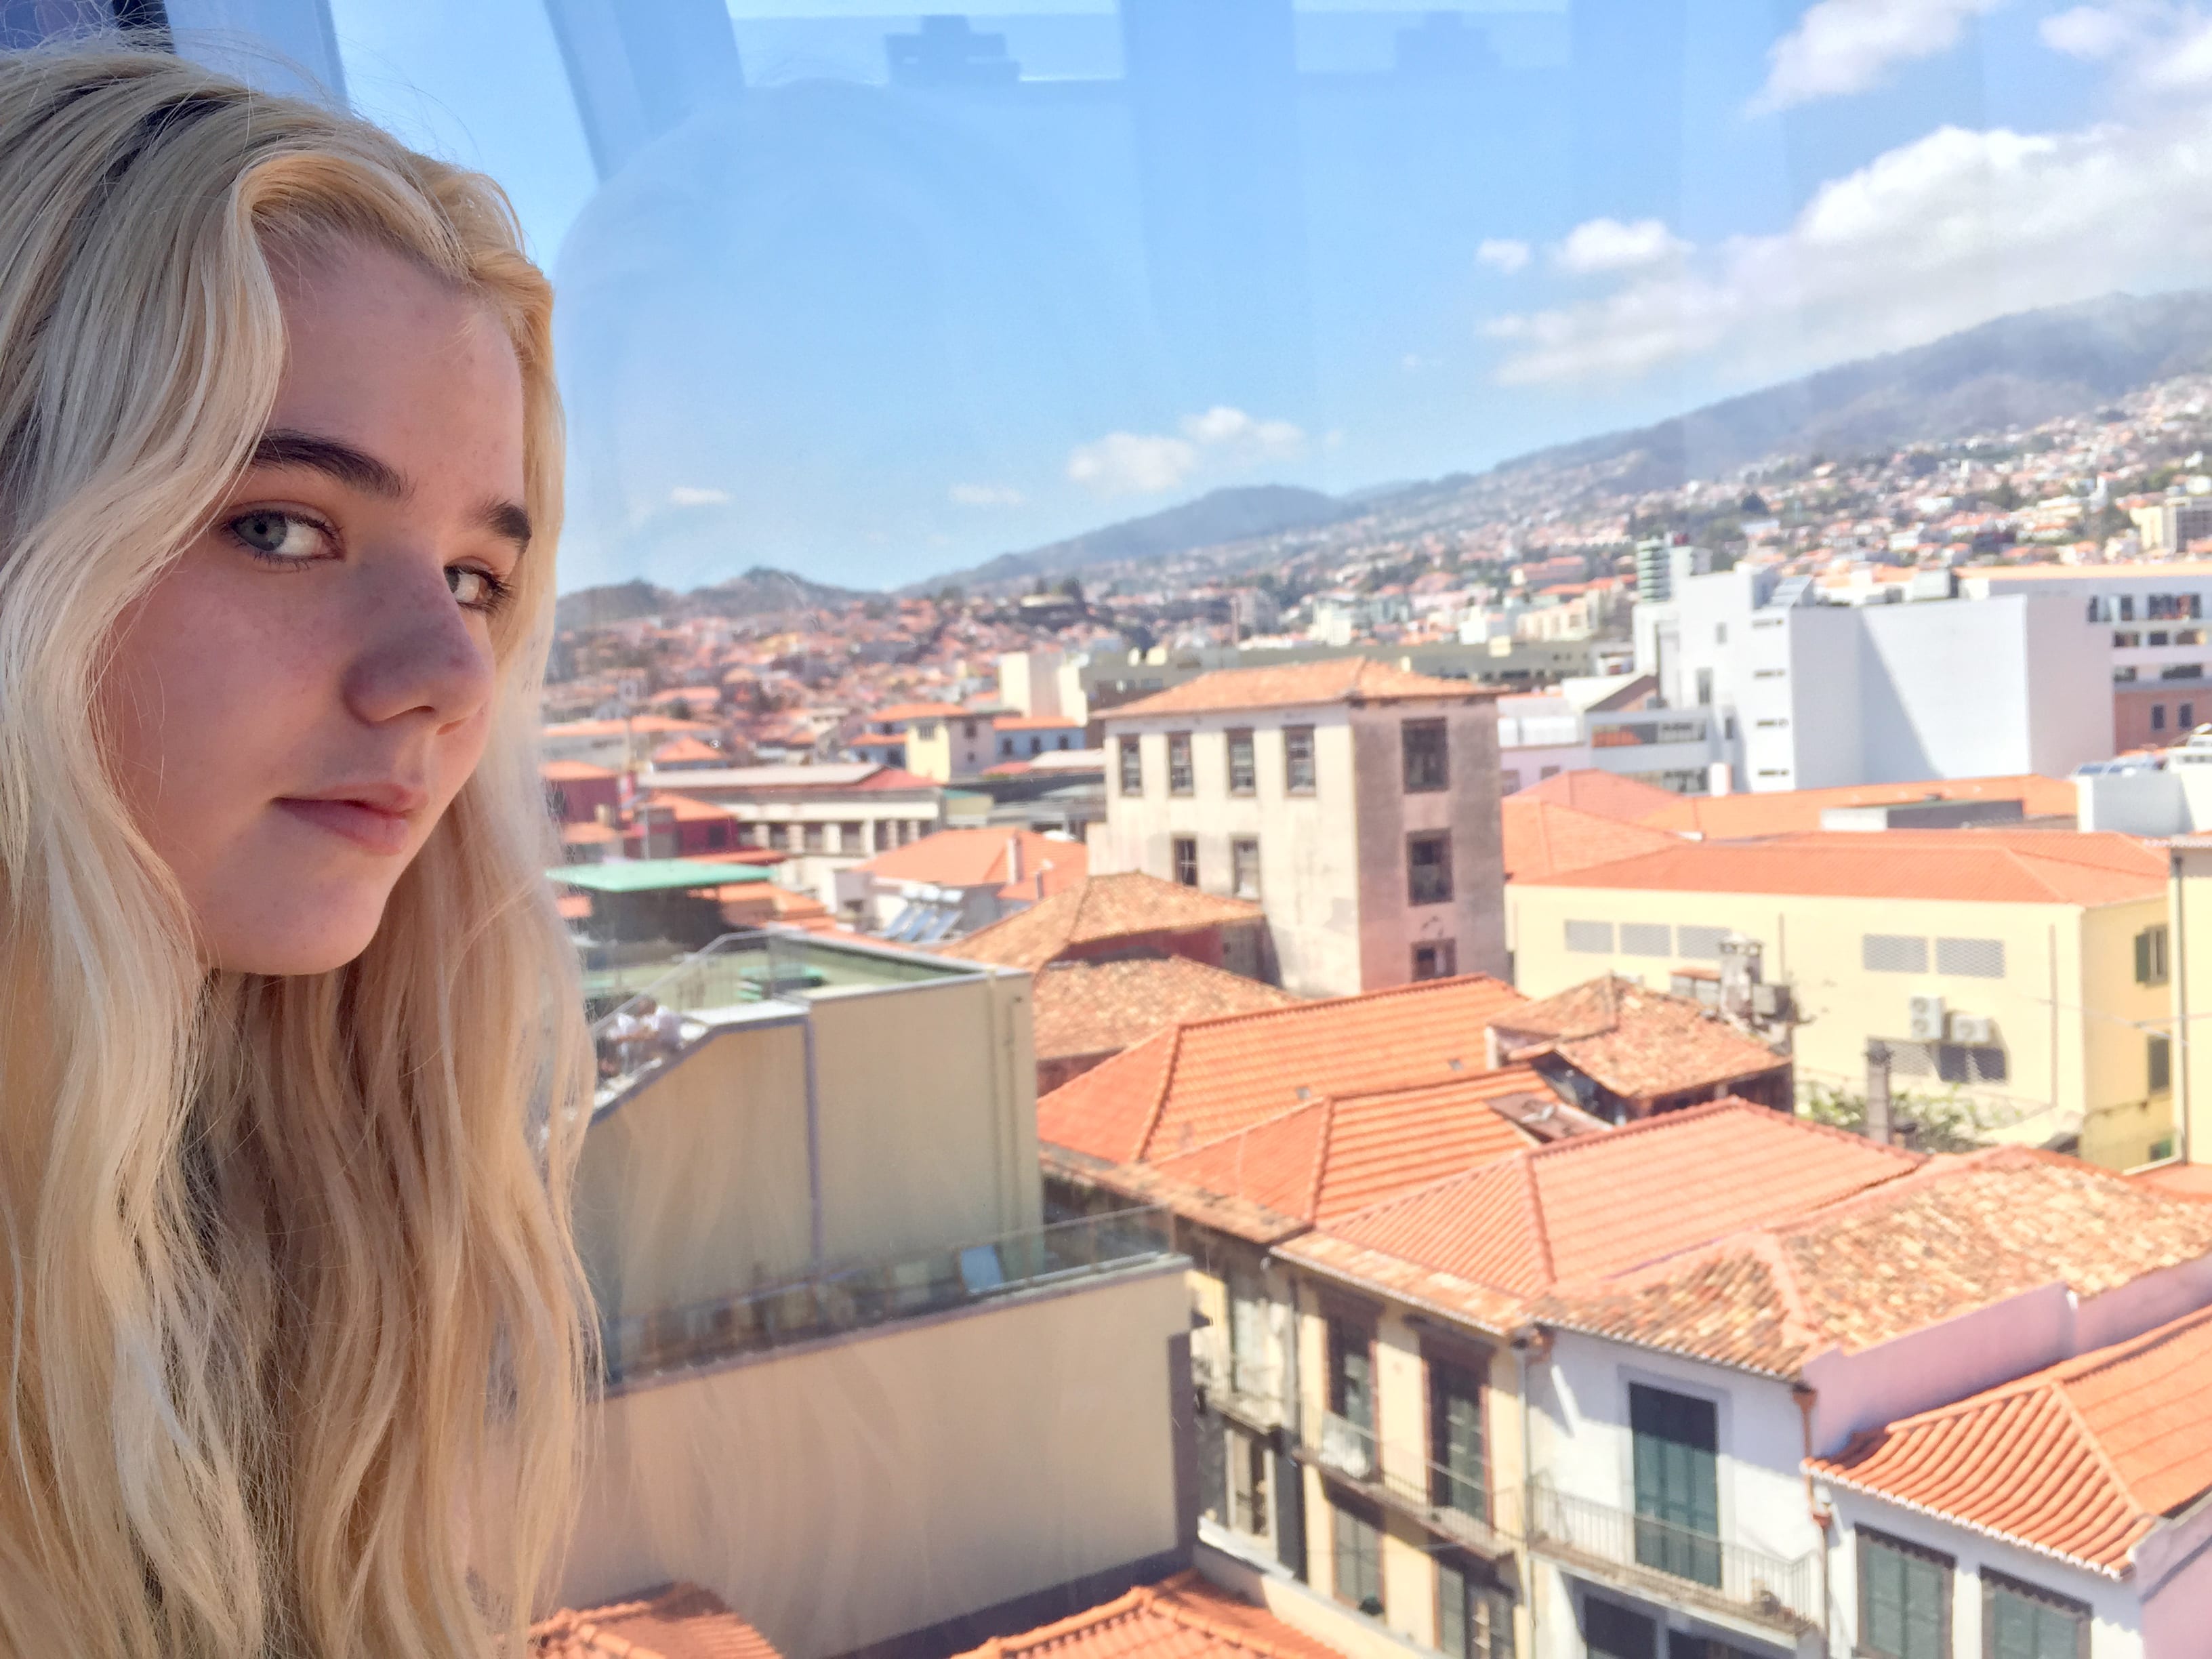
[1509,830,2175,1170]
[1092,658,1507,998]
[563,930,1193,1657]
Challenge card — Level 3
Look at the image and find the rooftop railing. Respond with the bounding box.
[600,1205,1176,1385]
[1525,1477,1820,1636]
[1293,1405,1517,1558]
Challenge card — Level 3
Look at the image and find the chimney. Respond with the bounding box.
[1005,836,1023,884]
[1864,1039,1893,1145]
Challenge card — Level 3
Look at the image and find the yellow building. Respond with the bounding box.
[1508,830,2174,1170]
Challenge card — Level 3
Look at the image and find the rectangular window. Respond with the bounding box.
[802,822,825,853]
[2152,1032,2173,1095]
[1858,1528,1952,1659]
[1330,1494,1383,1616]
[1195,1403,1227,1526]
[1429,1358,1486,1525]
[1565,919,1615,954]
[1629,1383,1721,1589]
[1168,732,1194,795]
[1983,1570,2089,1659]
[1936,937,2006,978]
[1582,1597,1657,1659]
[1500,769,1523,794]
[1227,729,1256,794]
[1327,1316,1374,1434]
[1231,836,1261,900]
[840,821,863,853]
[1118,736,1142,795]
[1437,1555,1515,1659]
[1403,718,1450,792]
[1864,934,1930,974]
[1412,940,1458,981]
[1408,832,1453,905]
[2186,701,2199,726]
[1227,1425,1269,1538]
[2156,705,2171,733]
[1284,726,1317,794]
[2137,924,2171,986]
[1172,836,1198,888]
[1677,924,1727,960]
[1620,922,1672,957]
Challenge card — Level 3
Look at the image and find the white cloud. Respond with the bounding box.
[1477,237,1532,274]
[1553,217,1689,275]
[1750,0,2005,113]
[1066,406,1307,497]
[1482,110,2212,386]
[668,485,730,508]
[949,482,1025,506]
[2041,3,2140,59]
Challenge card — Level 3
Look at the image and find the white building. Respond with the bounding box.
[1092,657,1507,998]
[998,646,1090,724]
[1636,566,2112,793]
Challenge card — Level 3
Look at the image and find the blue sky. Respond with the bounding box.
[325,1,2212,592]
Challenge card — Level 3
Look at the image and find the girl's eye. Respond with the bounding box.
[228,508,331,562]
[447,565,512,615]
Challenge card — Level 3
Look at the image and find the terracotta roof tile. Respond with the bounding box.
[1029,957,1301,1063]
[1513,769,1683,821]
[1513,830,2165,905]
[1490,977,1788,1100]
[1641,775,2076,837]
[542,759,620,781]
[870,701,964,722]
[949,1571,1349,1659]
[651,737,725,764]
[1036,975,1528,1165]
[1107,658,1491,719]
[1540,1149,2212,1376]
[860,828,1088,893]
[1292,1101,1919,1300]
[1811,1305,2212,1575]
[1501,797,1683,882]
[531,1584,780,1659]
[949,874,1264,973]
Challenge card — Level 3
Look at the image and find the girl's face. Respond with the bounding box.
[99,241,530,975]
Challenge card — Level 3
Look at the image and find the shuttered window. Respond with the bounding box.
[1858,1528,1951,1659]
[1429,1359,1486,1524]
[1328,1317,1374,1435]
[1330,1495,1383,1616]
[1936,936,2006,977]
[1677,924,1727,960]
[1565,920,1615,954]
[1437,1555,1515,1659]
[1864,934,1929,973]
[1629,1384,1721,1589]
[1983,1570,2089,1659]
[1620,922,1672,957]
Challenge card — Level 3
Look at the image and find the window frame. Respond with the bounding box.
[1329,1490,1385,1617]
[1167,732,1195,795]
[1401,718,1450,793]
[1172,835,1199,888]
[1412,939,1458,981]
[1856,1525,1954,1659]
[1231,835,1262,899]
[1284,725,1317,795]
[1627,1382,1721,1589]
[1408,830,1454,906]
[1118,735,1143,796]
[1980,1567,2090,1659]
[1227,728,1257,796]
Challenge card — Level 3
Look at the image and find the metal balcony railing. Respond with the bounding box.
[601,1206,1175,1385]
[1293,1406,1516,1557]
[1525,1477,1820,1635]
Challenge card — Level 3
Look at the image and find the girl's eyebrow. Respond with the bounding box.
[252,428,529,551]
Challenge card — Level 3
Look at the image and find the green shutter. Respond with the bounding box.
[2137,930,2153,983]
[1433,1361,1487,1521]
[1437,1557,1467,1659]
[1986,1578,2089,1659]
[1860,1532,1951,1659]
[1629,1385,1721,1587]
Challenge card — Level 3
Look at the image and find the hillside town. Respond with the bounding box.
[534,369,2212,1659]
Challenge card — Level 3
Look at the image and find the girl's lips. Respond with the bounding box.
[275,796,413,855]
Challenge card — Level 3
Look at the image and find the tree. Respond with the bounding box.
[1798,1080,1991,1153]
[1738,490,1770,516]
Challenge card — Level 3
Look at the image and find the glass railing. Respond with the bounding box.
[1525,1477,1820,1634]
[600,1206,1176,1385]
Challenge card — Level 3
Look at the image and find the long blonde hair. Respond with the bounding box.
[0,44,590,1659]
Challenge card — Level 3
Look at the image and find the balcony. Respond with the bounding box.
[1292,1406,1517,1559]
[1525,1477,1820,1639]
[1193,1342,1286,1431]
[602,1206,1176,1385]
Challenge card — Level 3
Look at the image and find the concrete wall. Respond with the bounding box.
[1823,1490,2144,1659]
[1507,881,2163,1167]
[2172,849,2212,1166]
[558,1265,1191,1658]
[573,970,1042,1324]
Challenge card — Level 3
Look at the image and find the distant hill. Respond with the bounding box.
[920,483,1355,594]
[554,566,866,632]
[1494,289,2212,493]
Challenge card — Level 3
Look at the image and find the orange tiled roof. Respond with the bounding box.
[1810,1305,2212,1575]
[1108,657,1490,719]
[1640,775,2077,836]
[1515,769,1684,821]
[1513,829,2165,906]
[949,1570,1348,1659]
[542,759,619,781]
[1031,956,1299,1063]
[1492,976,1788,1101]
[1290,1100,1918,1305]
[871,701,964,722]
[531,1583,780,1659]
[651,736,725,764]
[949,873,1263,972]
[544,715,718,737]
[1501,796,1682,882]
[1037,975,1528,1166]
[861,828,1088,893]
[1537,1147,2212,1377]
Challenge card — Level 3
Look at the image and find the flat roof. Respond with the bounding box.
[550,859,773,894]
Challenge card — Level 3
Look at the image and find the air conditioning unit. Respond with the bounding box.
[1908,996,1947,1042]
[1949,1013,1994,1046]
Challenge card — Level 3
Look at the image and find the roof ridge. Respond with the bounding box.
[1306,1094,1341,1219]
[1519,1151,1557,1286]
[1327,1062,1542,1107]
[1132,1023,1190,1162]
[982,1583,1156,1654]
[1160,970,1518,1037]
